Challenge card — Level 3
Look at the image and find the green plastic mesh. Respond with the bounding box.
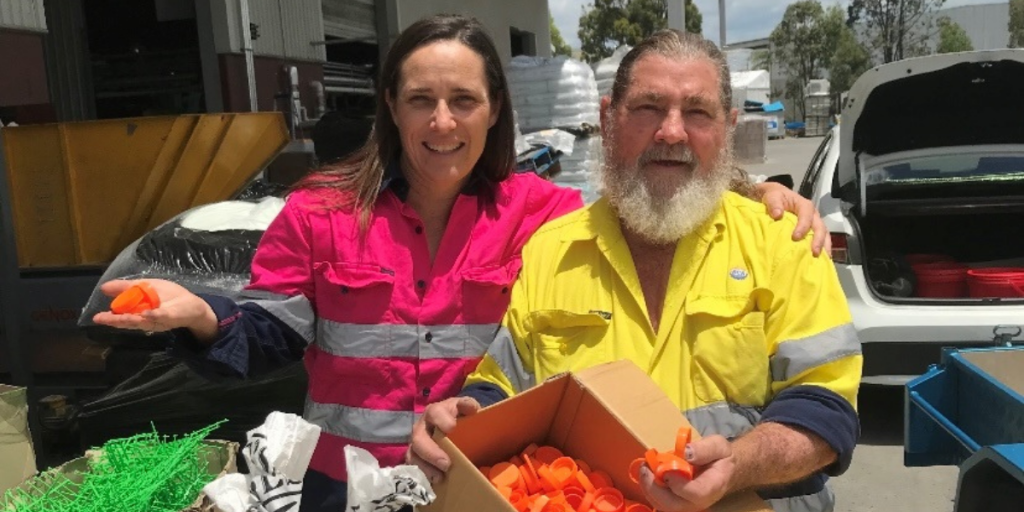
[2,420,227,512]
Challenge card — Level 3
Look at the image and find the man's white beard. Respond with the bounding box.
[598,136,734,245]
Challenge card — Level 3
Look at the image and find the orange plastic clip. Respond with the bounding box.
[110,282,160,314]
[629,426,696,487]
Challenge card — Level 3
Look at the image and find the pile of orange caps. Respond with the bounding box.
[479,443,654,512]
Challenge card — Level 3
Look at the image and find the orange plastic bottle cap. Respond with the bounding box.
[576,491,596,512]
[536,464,560,493]
[574,470,596,493]
[562,486,586,500]
[549,457,578,485]
[564,492,585,510]
[625,504,653,512]
[529,494,551,512]
[110,282,160,315]
[675,426,693,458]
[591,488,625,512]
[654,454,694,483]
[574,458,592,475]
[490,462,523,490]
[534,446,564,465]
[510,489,530,512]
[542,502,572,512]
[520,462,542,495]
[628,458,645,485]
[588,470,613,490]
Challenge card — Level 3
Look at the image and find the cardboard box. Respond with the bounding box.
[0,385,36,494]
[2,440,238,512]
[424,360,771,512]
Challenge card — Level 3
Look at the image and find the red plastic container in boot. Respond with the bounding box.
[914,262,968,298]
[966,268,1024,298]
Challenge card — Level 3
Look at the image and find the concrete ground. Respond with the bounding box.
[740,135,828,185]
[747,136,960,512]
[832,385,958,512]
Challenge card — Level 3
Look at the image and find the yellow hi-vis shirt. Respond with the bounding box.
[466,190,862,434]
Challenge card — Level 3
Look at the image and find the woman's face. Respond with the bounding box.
[387,40,500,193]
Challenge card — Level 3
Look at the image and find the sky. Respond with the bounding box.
[549,0,1006,49]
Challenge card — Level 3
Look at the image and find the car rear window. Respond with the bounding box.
[865,153,1024,186]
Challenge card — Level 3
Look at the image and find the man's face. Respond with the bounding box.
[598,53,738,244]
[601,54,735,196]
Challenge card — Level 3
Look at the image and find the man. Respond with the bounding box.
[408,30,861,512]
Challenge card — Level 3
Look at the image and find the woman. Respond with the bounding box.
[92,14,827,512]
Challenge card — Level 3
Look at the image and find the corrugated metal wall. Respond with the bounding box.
[323,0,376,42]
[0,0,47,32]
[42,0,95,121]
[939,4,1011,51]
[210,0,324,61]
[394,0,552,64]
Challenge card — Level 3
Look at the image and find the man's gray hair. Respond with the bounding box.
[609,29,733,112]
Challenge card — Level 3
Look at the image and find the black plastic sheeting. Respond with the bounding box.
[135,222,263,275]
[77,352,307,468]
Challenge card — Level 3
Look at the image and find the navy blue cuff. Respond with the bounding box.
[756,473,827,500]
[459,383,508,408]
[167,294,246,380]
[760,385,860,477]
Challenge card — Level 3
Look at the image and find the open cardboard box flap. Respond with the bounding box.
[0,385,36,495]
[424,360,771,512]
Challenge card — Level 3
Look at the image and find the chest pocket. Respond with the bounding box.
[525,310,610,380]
[314,261,395,324]
[461,258,521,325]
[686,294,769,406]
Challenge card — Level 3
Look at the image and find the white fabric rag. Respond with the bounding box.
[345,446,435,512]
[204,412,322,512]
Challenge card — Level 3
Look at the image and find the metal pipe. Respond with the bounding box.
[323,86,375,96]
[0,129,31,388]
[239,0,257,112]
[719,0,727,48]
[667,0,687,32]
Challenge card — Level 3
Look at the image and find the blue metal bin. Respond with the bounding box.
[905,346,1024,511]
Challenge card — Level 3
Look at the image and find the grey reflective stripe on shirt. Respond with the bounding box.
[240,295,316,344]
[304,397,417,444]
[767,484,835,512]
[239,289,289,301]
[770,323,861,382]
[316,321,498,359]
[684,403,836,512]
[684,402,761,439]
[485,326,536,394]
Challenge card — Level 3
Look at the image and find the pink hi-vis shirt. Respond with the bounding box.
[237,172,581,481]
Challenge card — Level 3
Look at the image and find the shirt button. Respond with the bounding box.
[425,332,433,343]
[340,286,349,294]
[422,387,431,397]
[415,226,423,234]
[416,279,426,289]
[501,286,509,294]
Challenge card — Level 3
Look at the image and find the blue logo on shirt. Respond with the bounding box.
[730,268,748,280]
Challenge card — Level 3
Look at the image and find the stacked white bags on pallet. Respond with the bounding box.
[592,45,631,98]
[557,134,603,183]
[506,55,600,134]
[507,55,603,184]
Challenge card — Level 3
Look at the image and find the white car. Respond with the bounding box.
[796,50,1024,385]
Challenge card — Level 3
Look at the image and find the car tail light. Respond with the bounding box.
[830,233,849,264]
